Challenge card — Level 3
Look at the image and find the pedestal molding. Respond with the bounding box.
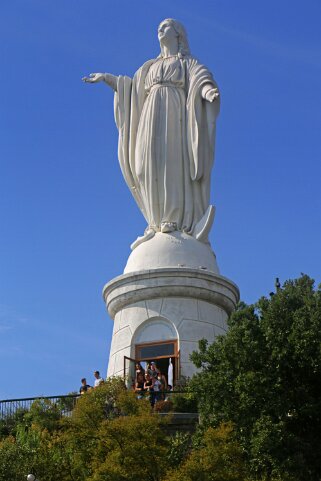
[103,268,239,318]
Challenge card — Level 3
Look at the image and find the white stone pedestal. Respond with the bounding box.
[103,267,239,379]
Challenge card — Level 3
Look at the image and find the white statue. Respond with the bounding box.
[83,19,220,249]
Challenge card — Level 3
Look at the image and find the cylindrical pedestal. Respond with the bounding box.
[103,268,239,380]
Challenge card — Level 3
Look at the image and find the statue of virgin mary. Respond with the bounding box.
[83,19,220,250]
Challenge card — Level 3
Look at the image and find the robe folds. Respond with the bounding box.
[114,55,220,238]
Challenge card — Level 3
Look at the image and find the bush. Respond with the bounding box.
[172,393,198,413]
[166,431,191,467]
[71,376,126,427]
[162,423,248,481]
[154,400,174,413]
[24,399,61,432]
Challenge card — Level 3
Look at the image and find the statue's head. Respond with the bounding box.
[158,18,190,57]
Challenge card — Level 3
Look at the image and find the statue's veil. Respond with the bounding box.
[158,18,191,58]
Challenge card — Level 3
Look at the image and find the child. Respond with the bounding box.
[153,376,162,403]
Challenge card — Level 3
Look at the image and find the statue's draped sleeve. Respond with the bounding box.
[186,58,220,183]
[114,60,155,219]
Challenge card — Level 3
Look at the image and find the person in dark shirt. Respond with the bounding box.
[134,371,145,399]
[79,377,91,394]
[144,373,155,407]
[135,362,145,378]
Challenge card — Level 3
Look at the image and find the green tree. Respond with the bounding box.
[89,413,168,481]
[162,423,248,481]
[0,407,28,439]
[190,275,321,480]
[0,436,31,481]
[58,379,153,481]
[24,398,61,432]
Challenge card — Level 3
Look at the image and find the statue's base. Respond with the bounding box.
[125,231,219,274]
[103,267,239,381]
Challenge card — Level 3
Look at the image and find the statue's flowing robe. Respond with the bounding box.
[114,55,220,237]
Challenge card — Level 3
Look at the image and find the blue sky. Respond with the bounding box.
[1,0,320,399]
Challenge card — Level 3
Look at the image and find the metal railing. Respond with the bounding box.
[0,389,198,426]
[0,394,79,424]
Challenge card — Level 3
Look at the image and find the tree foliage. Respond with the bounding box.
[163,423,248,481]
[190,274,321,480]
[0,379,249,481]
[0,378,199,480]
[1,275,318,480]
[88,414,168,481]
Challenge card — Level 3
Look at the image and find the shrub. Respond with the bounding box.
[154,400,174,413]
[172,393,198,413]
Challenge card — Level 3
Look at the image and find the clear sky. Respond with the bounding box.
[1,0,320,400]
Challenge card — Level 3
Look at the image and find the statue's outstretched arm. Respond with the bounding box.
[201,83,219,102]
[82,73,118,91]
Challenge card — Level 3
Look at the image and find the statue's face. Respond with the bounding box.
[158,20,178,44]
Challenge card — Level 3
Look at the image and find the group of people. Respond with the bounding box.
[79,363,172,407]
[134,362,171,406]
[79,370,104,394]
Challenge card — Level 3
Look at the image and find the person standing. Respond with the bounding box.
[158,371,167,400]
[134,371,145,399]
[79,378,91,394]
[144,373,155,407]
[93,370,104,387]
[149,361,159,379]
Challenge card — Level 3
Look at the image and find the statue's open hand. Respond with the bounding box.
[82,73,105,83]
[205,88,220,102]
[82,72,117,91]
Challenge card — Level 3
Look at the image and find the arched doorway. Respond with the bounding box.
[124,317,179,388]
